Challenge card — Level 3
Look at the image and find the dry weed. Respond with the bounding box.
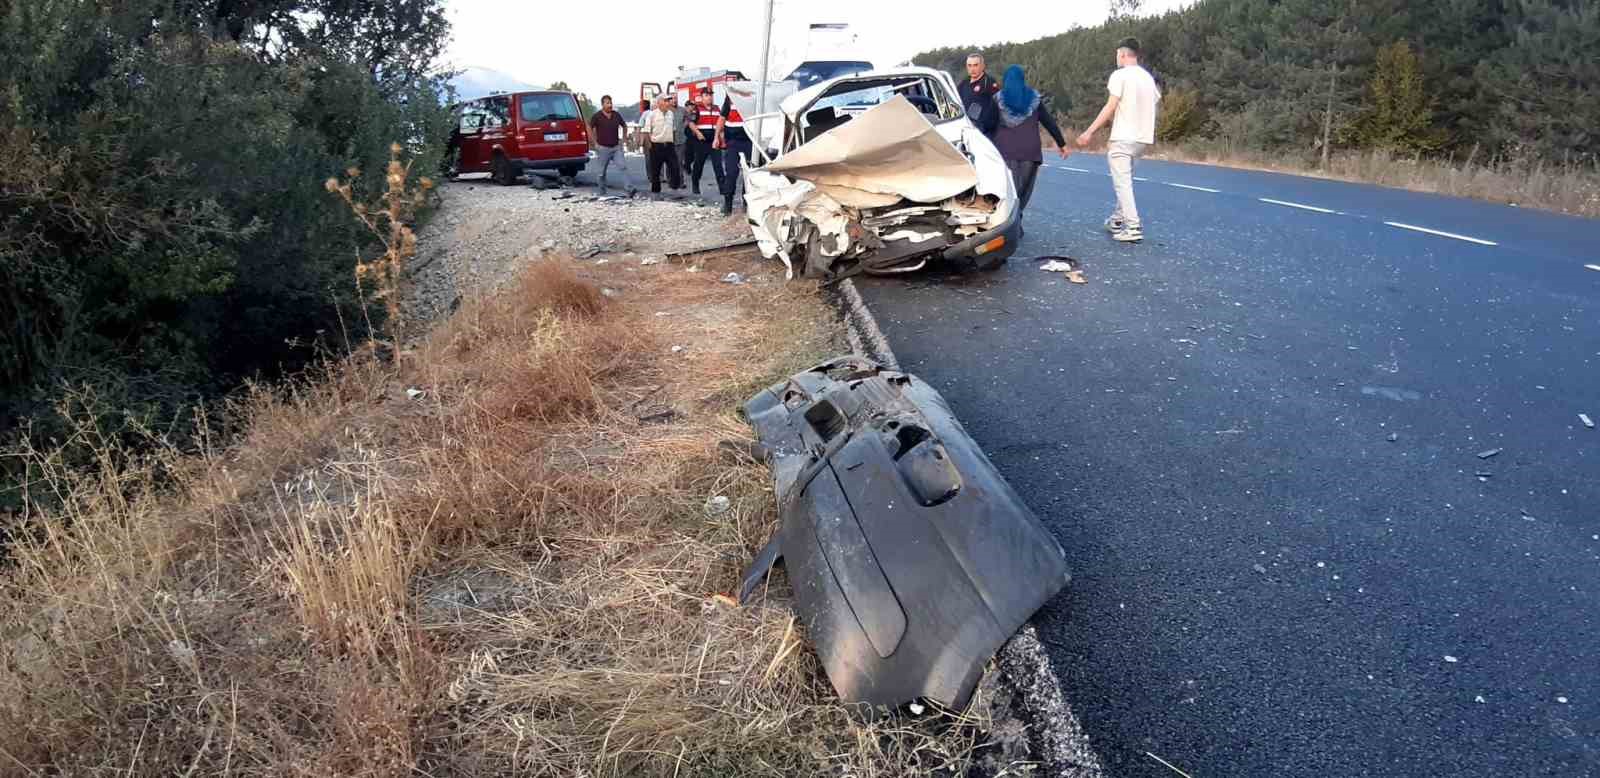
[0,253,999,777]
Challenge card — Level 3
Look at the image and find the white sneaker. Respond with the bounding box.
[1104,216,1125,233]
[1113,226,1143,243]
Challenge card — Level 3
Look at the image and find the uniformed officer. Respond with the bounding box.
[684,91,724,195]
[713,92,752,216]
[957,52,1000,136]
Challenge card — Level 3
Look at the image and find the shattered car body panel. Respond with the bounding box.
[740,356,1070,711]
[743,68,1020,280]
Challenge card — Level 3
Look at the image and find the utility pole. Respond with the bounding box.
[754,0,774,155]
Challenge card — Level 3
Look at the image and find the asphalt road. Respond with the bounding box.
[853,154,1600,777]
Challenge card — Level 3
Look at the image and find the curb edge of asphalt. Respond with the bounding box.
[836,278,1105,778]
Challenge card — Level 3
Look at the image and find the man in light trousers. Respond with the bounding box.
[1077,37,1160,243]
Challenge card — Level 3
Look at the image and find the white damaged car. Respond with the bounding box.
[737,67,1020,280]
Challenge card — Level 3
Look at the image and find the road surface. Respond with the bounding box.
[853,155,1600,777]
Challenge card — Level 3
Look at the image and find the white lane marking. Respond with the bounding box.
[1259,197,1339,214]
[1064,166,1091,173]
[1133,176,1150,182]
[1584,264,1600,272]
[1167,182,1221,193]
[1384,221,1498,246]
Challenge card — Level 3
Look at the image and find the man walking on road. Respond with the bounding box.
[587,95,635,197]
[1077,37,1160,243]
[957,53,1000,137]
[642,96,682,194]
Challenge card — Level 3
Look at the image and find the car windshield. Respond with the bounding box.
[807,76,959,124]
[520,93,579,122]
[786,61,875,89]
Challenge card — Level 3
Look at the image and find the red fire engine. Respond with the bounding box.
[639,67,748,122]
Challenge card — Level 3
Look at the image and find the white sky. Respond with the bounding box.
[444,0,1189,102]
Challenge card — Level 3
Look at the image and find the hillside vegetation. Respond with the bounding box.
[917,0,1599,207]
[1,0,452,499]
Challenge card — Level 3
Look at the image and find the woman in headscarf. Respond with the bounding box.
[991,64,1070,227]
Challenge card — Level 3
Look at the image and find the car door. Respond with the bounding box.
[455,101,491,173]
[517,93,586,162]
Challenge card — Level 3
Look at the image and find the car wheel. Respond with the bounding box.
[492,154,517,185]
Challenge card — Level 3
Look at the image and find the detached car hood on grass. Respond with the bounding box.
[743,72,1017,281]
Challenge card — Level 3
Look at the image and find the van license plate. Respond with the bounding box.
[544,133,567,142]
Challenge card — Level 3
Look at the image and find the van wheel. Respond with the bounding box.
[492,154,517,185]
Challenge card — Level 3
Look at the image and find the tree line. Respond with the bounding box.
[915,0,1599,164]
[1,0,452,491]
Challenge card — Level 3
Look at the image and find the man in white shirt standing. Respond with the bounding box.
[642,96,683,194]
[1077,37,1160,243]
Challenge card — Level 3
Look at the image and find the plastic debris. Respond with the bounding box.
[670,345,685,353]
[1581,413,1594,429]
[722,272,746,284]
[705,495,731,516]
[1387,432,1399,442]
[640,256,661,266]
[1475,695,1486,704]
[404,387,425,400]
[1066,270,1088,284]
[1557,696,1569,704]
[1444,655,1459,663]
[908,702,926,715]
[1476,448,1503,459]
[1039,260,1074,272]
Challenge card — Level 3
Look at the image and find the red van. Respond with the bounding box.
[449,90,590,184]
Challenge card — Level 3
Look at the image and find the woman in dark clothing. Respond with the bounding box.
[991,64,1070,224]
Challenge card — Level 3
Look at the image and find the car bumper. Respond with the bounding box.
[510,152,593,171]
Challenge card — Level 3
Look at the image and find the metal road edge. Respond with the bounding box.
[835,278,1106,778]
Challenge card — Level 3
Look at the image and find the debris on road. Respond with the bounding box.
[670,345,685,354]
[1038,259,1075,272]
[1444,655,1459,663]
[1387,432,1400,442]
[1252,563,1268,575]
[405,387,426,401]
[1066,270,1088,284]
[664,238,759,263]
[705,495,731,516]
[1475,695,1486,704]
[1581,413,1594,429]
[1476,447,1503,459]
[738,356,1069,711]
[640,256,661,266]
[721,272,746,284]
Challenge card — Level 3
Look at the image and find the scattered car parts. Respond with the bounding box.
[739,356,1070,712]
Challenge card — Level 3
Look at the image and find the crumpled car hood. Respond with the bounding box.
[743,95,1015,280]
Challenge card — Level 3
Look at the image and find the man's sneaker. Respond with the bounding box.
[1113,226,1143,243]
[1104,216,1126,233]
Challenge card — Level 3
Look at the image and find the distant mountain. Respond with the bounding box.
[448,66,537,101]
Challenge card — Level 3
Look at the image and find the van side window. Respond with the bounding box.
[483,97,510,128]
[458,108,485,134]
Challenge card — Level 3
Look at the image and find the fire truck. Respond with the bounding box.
[639,67,748,121]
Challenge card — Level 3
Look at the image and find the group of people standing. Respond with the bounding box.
[960,37,1160,243]
[586,90,752,216]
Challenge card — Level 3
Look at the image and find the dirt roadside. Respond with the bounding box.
[0,177,1061,775]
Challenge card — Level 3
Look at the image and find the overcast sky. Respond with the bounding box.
[443,0,1190,102]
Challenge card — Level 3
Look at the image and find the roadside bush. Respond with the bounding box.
[0,1,450,501]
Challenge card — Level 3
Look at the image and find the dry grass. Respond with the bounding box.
[1057,122,1600,217]
[1156,142,1600,218]
[0,253,1004,776]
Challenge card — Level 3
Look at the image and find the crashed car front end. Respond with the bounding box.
[741,70,1020,281]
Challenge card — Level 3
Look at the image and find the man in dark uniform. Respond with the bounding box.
[956,52,1000,136]
[713,93,752,216]
[683,91,723,196]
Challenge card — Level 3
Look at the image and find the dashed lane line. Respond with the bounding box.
[1384,221,1498,246]
[1259,197,1340,214]
[1586,264,1600,272]
[1166,182,1221,193]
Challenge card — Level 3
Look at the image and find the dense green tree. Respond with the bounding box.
[913,0,1599,163]
[0,0,451,479]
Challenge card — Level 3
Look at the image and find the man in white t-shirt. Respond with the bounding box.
[1077,37,1160,243]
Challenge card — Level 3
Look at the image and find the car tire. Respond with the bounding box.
[492,154,517,186]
